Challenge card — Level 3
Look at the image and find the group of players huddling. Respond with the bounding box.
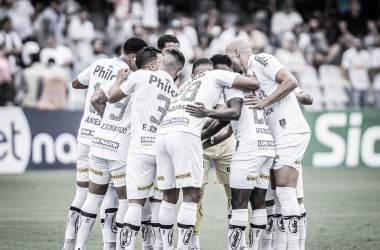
[62,34,313,250]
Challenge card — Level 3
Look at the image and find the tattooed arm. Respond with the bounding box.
[295,91,313,105]
[91,88,108,118]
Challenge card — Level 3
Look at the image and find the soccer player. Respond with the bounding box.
[156,58,260,250]
[84,47,162,250]
[225,38,311,250]
[107,49,185,250]
[157,34,180,55]
[186,54,275,250]
[63,37,147,250]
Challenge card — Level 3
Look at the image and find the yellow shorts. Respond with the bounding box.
[203,134,236,185]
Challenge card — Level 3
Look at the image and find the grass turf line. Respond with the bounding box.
[0,168,379,250]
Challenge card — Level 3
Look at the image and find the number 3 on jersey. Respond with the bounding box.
[151,94,170,125]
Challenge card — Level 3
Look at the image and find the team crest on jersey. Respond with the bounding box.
[266,215,275,234]
[182,227,194,245]
[275,154,280,160]
[229,228,242,250]
[279,119,286,128]
[295,159,301,165]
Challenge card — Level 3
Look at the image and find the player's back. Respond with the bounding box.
[77,57,130,145]
[157,70,239,137]
[120,70,179,156]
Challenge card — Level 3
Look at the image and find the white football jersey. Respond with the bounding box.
[120,70,179,156]
[76,57,129,146]
[246,53,310,140]
[89,79,133,162]
[157,70,239,137]
[224,87,275,158]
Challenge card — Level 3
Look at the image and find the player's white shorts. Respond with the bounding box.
[126,153,163,200]
[265,167,304,201]
[230,155,274,189]
[273,133,311,172]
[89,155,126,188]
[76,142,90,182]
[156,132,203,190]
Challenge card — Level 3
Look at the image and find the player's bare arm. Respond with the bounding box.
[202,124,233,149]
[201,119,229,141]
[185,97,243,121]
[108,68,131,103]
[203,117,215,130]
[72,77,88,89]
[231,75,260,91]
[296,91,313,105]
[244,68,298,109]
[90,88,108,118]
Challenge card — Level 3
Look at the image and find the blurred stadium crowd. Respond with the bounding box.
[1,0,380,110]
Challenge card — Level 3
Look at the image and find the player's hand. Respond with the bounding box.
[185,102,210,118]
[116,68,130,82]
[244,92,265,109]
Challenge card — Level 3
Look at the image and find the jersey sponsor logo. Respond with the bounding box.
[254,55,269,67]
[77,167,89,173]
[89,166,104,177]
[92,137,119,149]
[258,140,275,147]
[148,74,178,98]
[256,128,272,134]
[259,173,270,181]
[157,175,165,181]
[154,185,163,193]
[137,182,154,192]
[295,159,301,165]
[265,108,274,116]
[93,65,116,81]
[85,116,101,126]
[80,128,94,137]
[167,104,185,113]
[111,172,126,180]
[275,154,280,160]
[246,175,258,182]
[101,123,128,134]
[141,136,155,143]
[175,172,192,180]
[160,117,189,127]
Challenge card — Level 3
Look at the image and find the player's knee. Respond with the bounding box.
[231,197,249,210]
[163,189,180,204]
[266,199,275,207]
[182,187,200,203]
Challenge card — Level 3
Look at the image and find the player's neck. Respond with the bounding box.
[242,53,253,73]
[118,54,131,67]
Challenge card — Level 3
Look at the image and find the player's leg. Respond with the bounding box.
[75,155,111,250]
[248,157,273,250]
[101,182,119,250]
[156,134,177,250]
[149,179,163,250]
[260,177,275,250]
[296,168,306,250]
[100,201,107,250]
[63,142,89,250]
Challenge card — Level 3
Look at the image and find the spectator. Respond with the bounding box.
[40,34,74,69]
[288,24,313,63]
[339,1,368,38]
[370,45,380,108]
[247,22,269,53]
[364,20,380,51]
[37,59,67,110]
[23,47,46,108]
[0,42,12,106]
[0,16,22,76]
[0,0,34,41]
[218,19,250,54]
[68,6,95,61]
[341,38,371,108]
[271,0,303,42]
[75,38,108,74]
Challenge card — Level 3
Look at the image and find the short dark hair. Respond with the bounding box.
[123,37,148,55]
[166,49,185,69]
[0,16,11,26]
[209,54,232,69]
[157,34,180,50]
[136,46,162,69]
[192,58,214,73]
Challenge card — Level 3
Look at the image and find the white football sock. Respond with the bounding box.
[249,209,266,250]
[150,201,163,250]
[177,202,197,250]
[190,234,200,249]
[75,192,104,250]
[227,209,248,250]
[141,200,154,250]
[63,185,88,250]
[299,203,306,250]
[276,187,300,250]
[104,185,119,245]
[274,192,286,250]
[271,230,276,250]
[159,201,176,250]
[123,203,142,250]
[100,201,107,250]
[115,199,129,250]
[260,205,274,250]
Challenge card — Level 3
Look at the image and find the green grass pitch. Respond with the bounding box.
[0,168,380,250]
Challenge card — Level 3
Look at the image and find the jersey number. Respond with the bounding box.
[151,94,171,125]
[89,82,101,114]
[180,81,201,102]
[109,95,131,121]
